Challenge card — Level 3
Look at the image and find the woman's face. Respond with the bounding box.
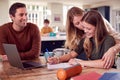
[81,21,96,38]
[73,15,84,30]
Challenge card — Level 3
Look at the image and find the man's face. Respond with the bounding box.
[10,7,28,29]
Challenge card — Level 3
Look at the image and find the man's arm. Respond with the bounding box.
[0,26,7,55]
[20,24,41,60]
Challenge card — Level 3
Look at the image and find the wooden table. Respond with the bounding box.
[0,56,120,80]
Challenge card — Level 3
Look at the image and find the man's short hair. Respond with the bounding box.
[9,2,26,17]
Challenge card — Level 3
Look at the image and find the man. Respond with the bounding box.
[0,2,41,60]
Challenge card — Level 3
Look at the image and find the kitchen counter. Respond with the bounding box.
[41,32,66,53]
[41,35,66,53]
[41,35,66,41]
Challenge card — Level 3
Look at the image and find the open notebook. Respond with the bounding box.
[47,62,73,70]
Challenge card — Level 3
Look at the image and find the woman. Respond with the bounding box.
[48,7,120,68]
[68,10,115,68]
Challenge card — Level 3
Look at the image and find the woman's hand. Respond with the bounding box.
[47,57,59,64]
[102,48,115,69]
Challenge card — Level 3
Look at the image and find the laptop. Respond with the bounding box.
[3,43,45,69]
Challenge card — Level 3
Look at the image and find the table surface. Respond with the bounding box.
[0,56,120,80]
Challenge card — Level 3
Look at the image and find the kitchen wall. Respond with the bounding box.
[0,0,120,32]
[83,0,120,31]
[0,0,9,25]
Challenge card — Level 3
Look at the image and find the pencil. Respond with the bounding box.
[45,48,50,57]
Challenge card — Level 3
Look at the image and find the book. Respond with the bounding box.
[99,72,120,80]
[70,71,101,80]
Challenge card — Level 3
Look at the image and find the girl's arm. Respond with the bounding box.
[47,51,78,64]
[69,58,105,68]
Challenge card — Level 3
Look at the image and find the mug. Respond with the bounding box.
[49,32,56,37]
[44,52,54,61]
[53,48,70,57]
[53,51,64,57]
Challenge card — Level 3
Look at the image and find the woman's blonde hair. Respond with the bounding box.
[81,10,109,58]
[65,7,84,50]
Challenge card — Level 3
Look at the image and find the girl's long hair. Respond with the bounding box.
[81,10,109,58]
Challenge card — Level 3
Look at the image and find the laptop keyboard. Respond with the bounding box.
[23,62,34,68]
[22,61,44,68]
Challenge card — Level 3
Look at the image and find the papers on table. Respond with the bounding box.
[47,62,73,70]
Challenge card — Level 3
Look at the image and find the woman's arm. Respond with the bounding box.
[102,17,120,68]
[102,43,120,68]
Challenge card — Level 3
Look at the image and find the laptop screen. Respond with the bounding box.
[3,43,44,69]
[3,43,24,69]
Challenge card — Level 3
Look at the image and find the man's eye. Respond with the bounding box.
[88,28,91,30]
[20,14,23,16]
[82,26,85,28]
[75,22,80,25]
[25,13,27,16]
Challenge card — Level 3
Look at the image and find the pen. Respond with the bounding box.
[46,48,50,57]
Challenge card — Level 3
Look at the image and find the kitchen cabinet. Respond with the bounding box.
[41,40,65,53]
[41,36,66,54]
[85,6,110,22]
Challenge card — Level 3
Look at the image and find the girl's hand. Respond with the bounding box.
[47,57,59,64]
[68,58,79,65]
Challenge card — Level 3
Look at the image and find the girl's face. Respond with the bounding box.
[81,21,96,38]
[73,15,84,30]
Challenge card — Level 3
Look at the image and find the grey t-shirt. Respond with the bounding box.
[75,35,115,60]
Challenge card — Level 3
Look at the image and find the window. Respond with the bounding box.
[112,10,120,32]
[63,5,73,26]
[27,4,47,30]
